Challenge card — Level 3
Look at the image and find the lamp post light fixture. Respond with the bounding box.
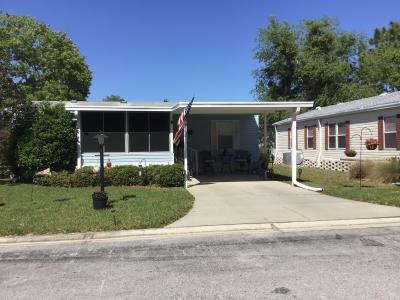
[94,133,108,192]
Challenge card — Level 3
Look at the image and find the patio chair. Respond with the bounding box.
[199,150,216,174]
[233,150,251,173]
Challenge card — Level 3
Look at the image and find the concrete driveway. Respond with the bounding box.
[168,175,400,228]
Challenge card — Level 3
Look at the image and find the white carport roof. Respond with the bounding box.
[63,100,313,114]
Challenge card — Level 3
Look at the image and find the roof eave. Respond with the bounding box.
[273,102,400,126]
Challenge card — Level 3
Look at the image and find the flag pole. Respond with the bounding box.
[184,121,188,189]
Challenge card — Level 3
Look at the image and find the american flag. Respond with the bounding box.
[173,97,194,145]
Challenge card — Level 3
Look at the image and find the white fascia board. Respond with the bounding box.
[64,101,314,113]
[274,102,400,126]
[175,101,313,109]
[64,105,174,112]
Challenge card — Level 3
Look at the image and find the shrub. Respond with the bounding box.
[15,102,77,179]
[371,157,400,183]
[153,164,184,187]
[349,161,374,179]
[34,164,184,187]
[104,165,145,186]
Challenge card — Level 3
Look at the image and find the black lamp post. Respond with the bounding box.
[94,133,108,192]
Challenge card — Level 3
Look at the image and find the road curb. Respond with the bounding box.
[1,217,400,246]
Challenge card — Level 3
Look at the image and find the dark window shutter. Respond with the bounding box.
[304,127,307,149]
[288,128,291,149]
[378,116,384,150]
[345,121,350,150]
[313,126,317,149]
[397,114,400,150]
[324,123,329,150]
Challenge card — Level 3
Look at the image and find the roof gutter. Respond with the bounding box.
[273,102,400,126]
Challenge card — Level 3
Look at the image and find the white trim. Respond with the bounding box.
[75,110,82,169]
[81,151,171,155]
[317,119,322,167]
[291,109,298,185]
[124,112,129,153]
[274,126,278,158]
[169,112,173,153]
[383,116,397,149]
[328,123,346,150]
[184,122,188,189]
[64,101,314,113]
[263,113,267,153]
[273,102,400,126]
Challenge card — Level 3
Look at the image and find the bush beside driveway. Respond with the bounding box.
[0,181,193,236]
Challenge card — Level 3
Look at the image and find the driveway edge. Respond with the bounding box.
[1,217,400,245]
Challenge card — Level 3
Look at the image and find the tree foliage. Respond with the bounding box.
[360,21,400,92]
[0,13,91,175]
[254,17,384,108]
[102,94,124,102]
[0,13,92,102]
[15,103,77,178]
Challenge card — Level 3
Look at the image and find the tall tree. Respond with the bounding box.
[360,21,400,92]
[0,13,91,175]
[254,17,299,102]
[0,13,92,102]
[254,17,378,108]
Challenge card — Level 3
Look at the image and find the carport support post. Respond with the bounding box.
[291,108,300,186]
[263,113,267,154]
[184,121,188,189]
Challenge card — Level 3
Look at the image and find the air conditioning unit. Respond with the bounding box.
[283,151,304,165]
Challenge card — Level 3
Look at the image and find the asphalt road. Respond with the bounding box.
[1,227,400,299]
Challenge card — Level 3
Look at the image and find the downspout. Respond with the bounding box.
[291,108,322,192]
[274,125,278,159]
[75,110,82,169]
[317,119,322,167]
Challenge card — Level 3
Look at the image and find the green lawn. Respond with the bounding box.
[0,181,193,236]
[273,165,400,207]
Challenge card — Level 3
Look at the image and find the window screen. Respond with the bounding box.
[128,112,169,152]
[149,113,169,132]
[81,112,103,132]
[81,112,125,153]
[337,123,346,149]
[104,112,125,132]
[385,117,396,148]
[129,113,149,132]
[307,127,314,149]
[328,124,336,149]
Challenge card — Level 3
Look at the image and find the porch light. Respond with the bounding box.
[93,133,108,193]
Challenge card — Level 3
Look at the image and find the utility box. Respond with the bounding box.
[283,151,304,165]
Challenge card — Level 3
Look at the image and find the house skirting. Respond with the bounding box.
[275,157,353,172]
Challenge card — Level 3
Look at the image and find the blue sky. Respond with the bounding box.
[1,0,399,102]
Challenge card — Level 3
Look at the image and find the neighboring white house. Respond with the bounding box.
[273,92,400,172]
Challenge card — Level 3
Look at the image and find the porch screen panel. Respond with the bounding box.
[149,113,169,151]
[129,113,149,152]
[81,111,125,153]
[81,112,103,153]
[103,112,125,152]
[129,112,169,152]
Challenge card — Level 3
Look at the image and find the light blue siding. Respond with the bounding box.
[183,114,259,161]
[81,152,173,167]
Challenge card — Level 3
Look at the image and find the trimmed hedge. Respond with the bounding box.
[33,164,184,187]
